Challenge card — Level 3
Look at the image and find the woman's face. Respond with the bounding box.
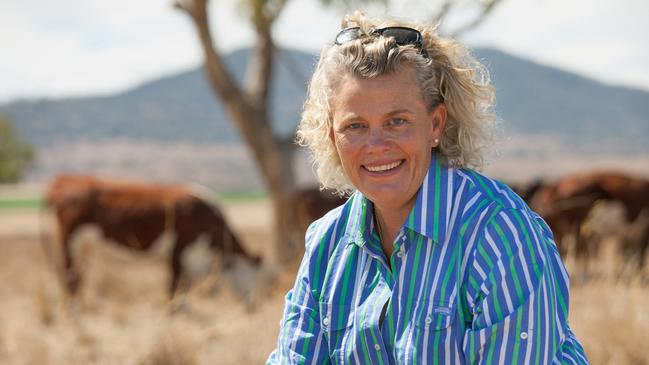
[331,66,446,213]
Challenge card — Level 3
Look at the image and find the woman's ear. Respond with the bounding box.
[430,104,447,146]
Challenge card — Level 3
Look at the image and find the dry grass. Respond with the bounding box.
[570,276,649,365]
[0,202,647,364]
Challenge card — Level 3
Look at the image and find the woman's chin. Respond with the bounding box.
[362,186,410,208]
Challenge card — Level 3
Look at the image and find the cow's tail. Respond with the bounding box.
[223,224,247,265]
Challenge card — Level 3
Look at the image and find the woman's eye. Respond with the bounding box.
[388,118,407,127]
[345,122,365,130]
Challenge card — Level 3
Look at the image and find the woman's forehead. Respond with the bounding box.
[331,70,428,122]
[336,66,418,90]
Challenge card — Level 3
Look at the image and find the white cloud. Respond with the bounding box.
[0,0,647,102]
[0,0,207,100]
[463,0,649,89]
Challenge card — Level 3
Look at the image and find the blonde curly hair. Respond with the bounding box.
[297,12,496,194]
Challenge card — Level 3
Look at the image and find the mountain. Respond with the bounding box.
[476,49,649,152]
[2,49,317,147]
[2,47,648,153]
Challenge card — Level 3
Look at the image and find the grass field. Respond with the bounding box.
[0,191,267,210]
[0,201,647,364]
[0,197,42,210]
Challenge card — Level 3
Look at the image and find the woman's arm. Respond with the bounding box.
[462,208,589,364]
[267,223,332,365]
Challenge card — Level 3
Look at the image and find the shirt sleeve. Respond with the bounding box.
[266,222,332,365]
[462,208,589,364]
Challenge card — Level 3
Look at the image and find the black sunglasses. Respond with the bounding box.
[334,26,429,58]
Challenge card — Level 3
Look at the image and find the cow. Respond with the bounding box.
[44,174,261,298]
[528,171,649,268]
[293,187,348,237]
[580,200,649,273]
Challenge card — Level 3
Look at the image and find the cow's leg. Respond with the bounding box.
[59,226,81,295]
[169,244,184,297]
[636,226,649,273]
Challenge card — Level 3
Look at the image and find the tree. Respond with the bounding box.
[0,116,34,183]
[174,0,502,266]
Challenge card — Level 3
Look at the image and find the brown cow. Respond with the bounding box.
[581,200,649,271]
[45,174,261,297]
[294,187,348,237]
[528,171,649,267]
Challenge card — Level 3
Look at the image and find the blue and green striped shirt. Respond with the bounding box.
[268,153,588,364]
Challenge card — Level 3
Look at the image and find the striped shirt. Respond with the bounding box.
[267,153,589,364]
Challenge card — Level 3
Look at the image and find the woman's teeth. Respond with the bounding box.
[365,160,402,172]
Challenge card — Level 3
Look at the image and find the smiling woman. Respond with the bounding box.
[267,11,589,364]
[330,67,445,257]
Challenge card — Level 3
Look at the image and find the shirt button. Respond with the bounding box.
[374,344,381,351]
[322,317,330,326]
[424,316,432,325]
[397,251,404,258]
[520,332,528,340]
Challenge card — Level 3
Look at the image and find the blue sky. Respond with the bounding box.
[1,0,647,103]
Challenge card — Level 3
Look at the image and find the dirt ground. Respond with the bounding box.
[1,202,648,364]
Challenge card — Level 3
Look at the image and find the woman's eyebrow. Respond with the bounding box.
[336,109,415,124]
[385,109,415,117]
[337,112,364,124]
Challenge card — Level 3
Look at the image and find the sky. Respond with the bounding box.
[1,0,648,103]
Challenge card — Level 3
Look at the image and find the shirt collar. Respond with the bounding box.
[343,152,450,247]
[403,152,450,245]
[342,191,375,247]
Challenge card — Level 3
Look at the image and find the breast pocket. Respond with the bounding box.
[411,301,459,363]
[319,302,355,364]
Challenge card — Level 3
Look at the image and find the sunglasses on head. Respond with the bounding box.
[334,26,429,58]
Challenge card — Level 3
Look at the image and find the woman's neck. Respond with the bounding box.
[373,203,411,259]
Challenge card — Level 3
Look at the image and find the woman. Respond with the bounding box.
[268,12,588,364]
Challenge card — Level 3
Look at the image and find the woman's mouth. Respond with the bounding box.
[363,160,404,173]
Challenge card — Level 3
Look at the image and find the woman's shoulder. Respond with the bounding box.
[455,167,531,212]
[448,167,548,244]
[297,197,360,301]
[303,194,357,253]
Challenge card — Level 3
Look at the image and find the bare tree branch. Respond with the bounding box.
[448,0,503,38]
[244,1,277,110]
[265,0,289,22]
[174,0,251,120]
[430,0,455,26]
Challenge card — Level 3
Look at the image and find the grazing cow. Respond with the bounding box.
[581,200,649,270]
[528,171,649,266]
[293,187,348,236]
[45,174,261,297]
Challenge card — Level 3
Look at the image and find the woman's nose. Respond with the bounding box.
[365,128,391,151]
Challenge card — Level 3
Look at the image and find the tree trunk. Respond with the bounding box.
[175,0,302,265]
[266,145,302,265]
[247,114,302,266]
